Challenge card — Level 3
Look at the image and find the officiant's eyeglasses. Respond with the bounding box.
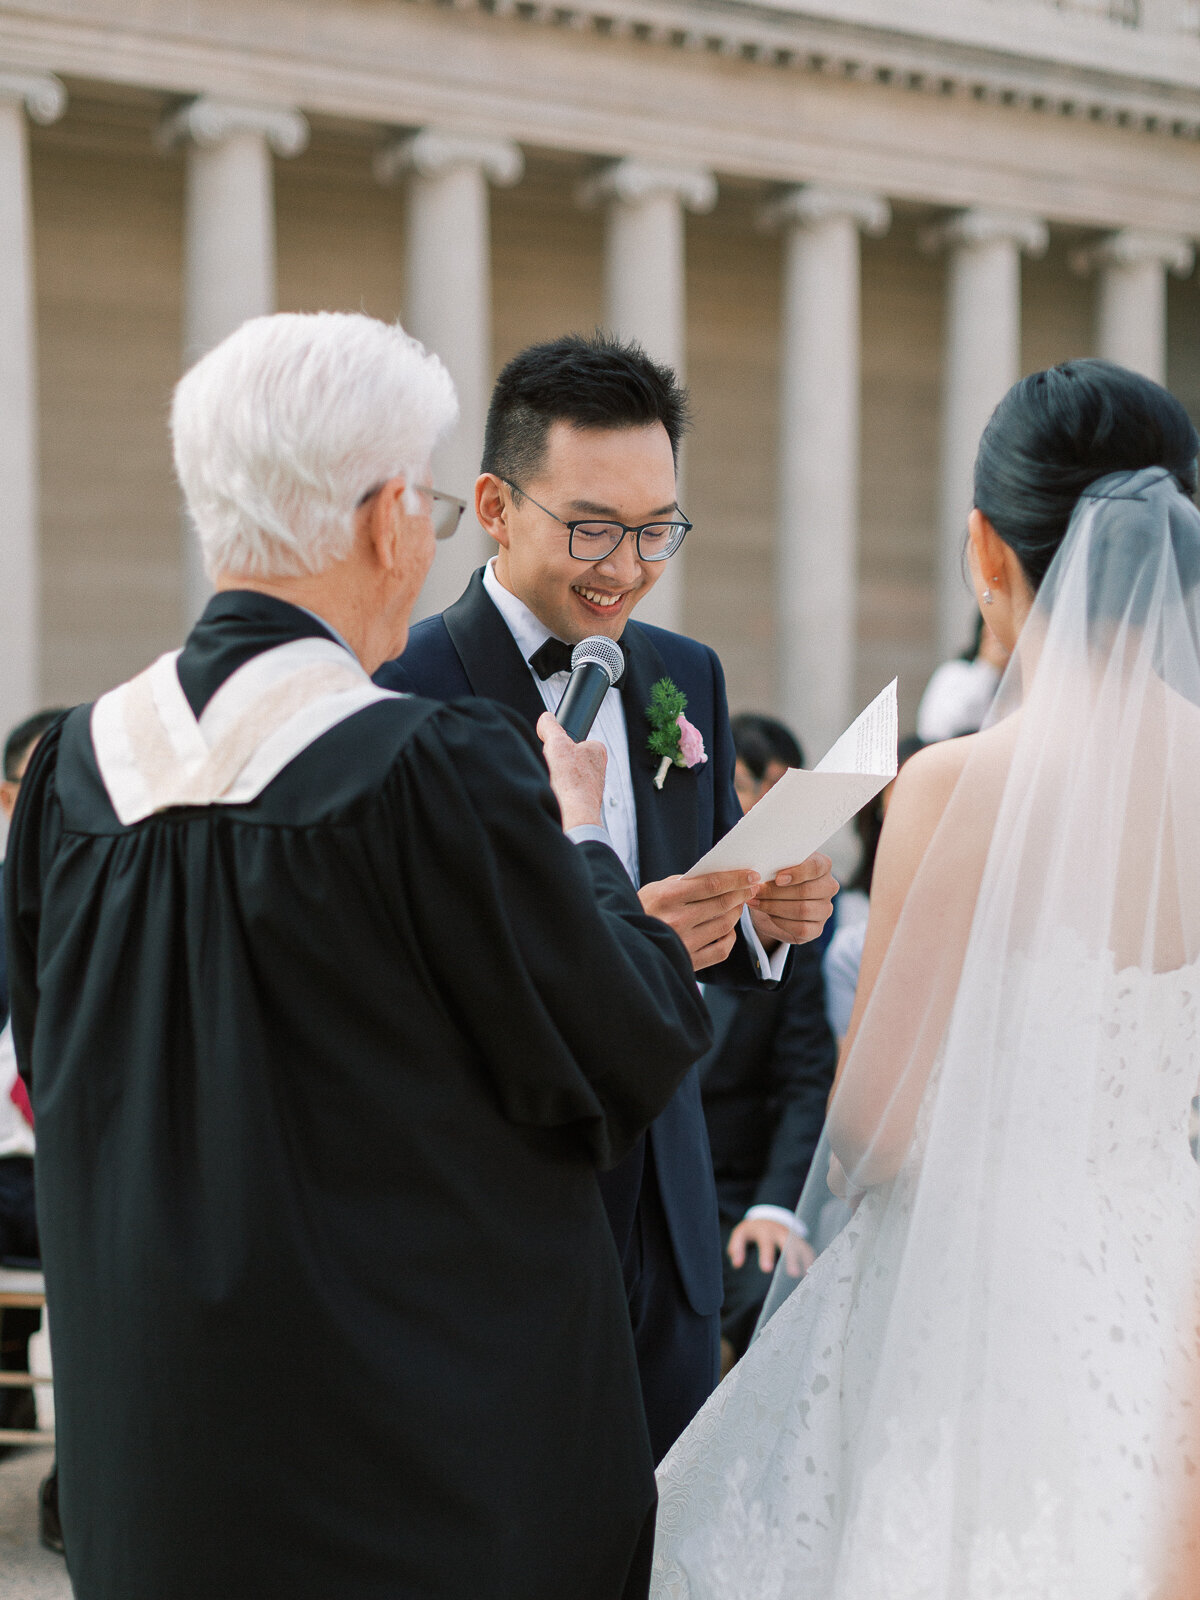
[356,483,467,541]
[498,477,691,562]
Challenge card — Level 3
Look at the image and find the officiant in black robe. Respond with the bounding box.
[4,312,712,1600]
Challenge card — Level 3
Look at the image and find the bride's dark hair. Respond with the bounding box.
[973,359,1200,592]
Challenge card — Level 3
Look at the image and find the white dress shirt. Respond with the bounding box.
[482,560,786,980]
[483,559,642,882]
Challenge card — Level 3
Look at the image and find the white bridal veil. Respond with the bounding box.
[657,467,1200,1598]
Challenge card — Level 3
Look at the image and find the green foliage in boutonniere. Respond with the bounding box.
[645,677,708,790]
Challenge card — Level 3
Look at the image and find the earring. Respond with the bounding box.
[982,586,995,606]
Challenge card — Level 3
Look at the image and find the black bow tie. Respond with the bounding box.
[529,637,574,680]
[529,637,627,689]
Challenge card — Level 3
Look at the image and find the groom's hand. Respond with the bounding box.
[638,870,761,972]
[748,855,837,950]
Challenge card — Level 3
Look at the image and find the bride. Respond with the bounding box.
[652,361,1200,1600]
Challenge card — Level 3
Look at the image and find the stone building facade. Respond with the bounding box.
[1,0,1199,757]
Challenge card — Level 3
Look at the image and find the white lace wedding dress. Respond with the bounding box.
[652,935,1200,1600]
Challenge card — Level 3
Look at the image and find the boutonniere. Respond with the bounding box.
[646,677,708,790]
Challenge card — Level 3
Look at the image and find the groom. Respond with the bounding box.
[377,332,837,1458]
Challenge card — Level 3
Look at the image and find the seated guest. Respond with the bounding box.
[0,711,64,1457]
[700,715,838,1367]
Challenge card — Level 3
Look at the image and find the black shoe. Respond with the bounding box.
[39,1469,63,1555]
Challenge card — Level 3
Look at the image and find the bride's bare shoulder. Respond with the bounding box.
[876,722,1010,894]
[891,730,976,809]
[893,716,1017,810]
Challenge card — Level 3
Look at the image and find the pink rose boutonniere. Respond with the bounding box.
[646,677,708,790]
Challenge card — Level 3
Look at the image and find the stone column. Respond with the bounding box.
[0,71,65,738]
[159,98,309,622]
[577,159,717,632]
[759,185,890,760]
[923,208,1047,659]
[1073,228,1194,385]
[376,130,523,621]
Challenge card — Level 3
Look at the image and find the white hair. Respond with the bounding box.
[171,311,459,580]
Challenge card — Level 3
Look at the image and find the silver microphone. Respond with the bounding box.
[555,636,625,742]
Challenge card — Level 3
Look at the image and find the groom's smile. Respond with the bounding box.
[480,416,679,645]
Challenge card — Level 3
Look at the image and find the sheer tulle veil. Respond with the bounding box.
[657,466,1200,1597]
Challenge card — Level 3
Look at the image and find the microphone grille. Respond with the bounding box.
[571,635,625,686]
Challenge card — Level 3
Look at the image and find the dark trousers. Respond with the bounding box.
[718,1214,775,1358]
[626,1156,720,1465]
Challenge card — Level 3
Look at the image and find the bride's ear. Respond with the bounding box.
[967,509,1023,600]
[968,509,1004,586]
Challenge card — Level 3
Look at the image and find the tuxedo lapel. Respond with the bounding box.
[620,623,699,885]
[441,569,548,729]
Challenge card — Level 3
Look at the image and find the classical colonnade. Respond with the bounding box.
[0,73,1195,753]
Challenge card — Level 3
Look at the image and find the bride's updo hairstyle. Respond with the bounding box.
[973,359,1199,596]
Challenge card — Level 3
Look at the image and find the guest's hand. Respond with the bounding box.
[748,855,837,950]
[782,1230,817,1280]
[537,713,608,831]
[639,870,761,971]
[728,1217,797,1275]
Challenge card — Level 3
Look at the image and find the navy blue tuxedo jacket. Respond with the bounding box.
[377,569,789,1317]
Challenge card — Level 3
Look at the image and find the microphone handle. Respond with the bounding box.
[555,663,612,743]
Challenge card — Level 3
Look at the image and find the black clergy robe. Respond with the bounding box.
[4,592,712,1600]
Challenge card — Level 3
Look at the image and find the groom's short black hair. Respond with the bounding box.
[481,332,691,489]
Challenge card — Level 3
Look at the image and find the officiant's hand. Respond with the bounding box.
[537,713,608,831]
[748,855,837,950]
[638,870,762,972]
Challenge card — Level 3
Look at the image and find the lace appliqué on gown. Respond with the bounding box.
[652,941,1200,1600]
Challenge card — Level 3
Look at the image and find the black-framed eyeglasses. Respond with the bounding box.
[356,482,467,541]
[498,477,691,563]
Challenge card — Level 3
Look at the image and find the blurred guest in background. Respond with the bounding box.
[0,710,66,1024]
[730,713,804,810]
[700,715,838,1370]
[0,710,66,1554]
[823,734,925,1040]
[916,615,1009,743]
[0,712,64,1437]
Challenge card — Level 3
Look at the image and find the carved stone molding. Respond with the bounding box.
[157,96,309,158]
[373,128,524,187]
[758,182,891,235]
[0,68,65,125]
[420,0,1200,143]
[576,157,717,212]
[920,205,1049,257]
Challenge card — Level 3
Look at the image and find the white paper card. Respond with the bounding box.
[686,679,898,880]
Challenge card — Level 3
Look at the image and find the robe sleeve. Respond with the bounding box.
[4,717,66,1089]
[384,699,713,1168]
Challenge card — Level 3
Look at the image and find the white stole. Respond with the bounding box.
[91,637,398,826]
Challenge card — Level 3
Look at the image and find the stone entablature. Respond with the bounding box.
[2,0,1200,148]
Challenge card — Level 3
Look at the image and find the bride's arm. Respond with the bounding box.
[826,737,974,1184]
